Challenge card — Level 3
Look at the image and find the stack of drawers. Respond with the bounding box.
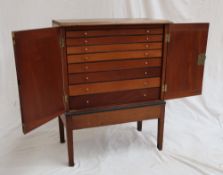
[66,25,164,109]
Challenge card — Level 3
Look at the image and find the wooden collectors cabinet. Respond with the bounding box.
[12,19,209,166]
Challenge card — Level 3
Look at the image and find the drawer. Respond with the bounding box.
[68,67,161,85]
[69,77,160,96]
[66,35,163,46]
[67,42,162,54]
[66,27,163,38]
[71,103,164,129]
[69,88,160,109]
[68,58,162,73]
[67,50,162,63]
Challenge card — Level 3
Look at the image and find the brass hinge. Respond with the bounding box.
[162,84,168,92]
[64,94,68,104]
[12,32,15,45]
[165,33,170,43]
[197,53,206,65]
[60,37,65,48]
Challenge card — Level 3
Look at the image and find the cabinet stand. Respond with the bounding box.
[59,101,165,166]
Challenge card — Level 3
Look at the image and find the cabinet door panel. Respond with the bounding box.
[164,23,209,99]
[13,28,65,133]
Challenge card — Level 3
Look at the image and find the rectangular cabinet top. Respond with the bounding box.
[52,18,172,27]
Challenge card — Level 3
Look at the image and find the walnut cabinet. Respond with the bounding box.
[12,19,209,166]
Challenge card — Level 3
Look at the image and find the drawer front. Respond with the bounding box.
[68,58,162,73]
[69,88,160,109]
[67,42,162,54]
[72,104,163,129]
[67,50,161,63]
[66,27,163,38]
[69,67,161,85]
[69,77,160,96]
[65,26,163,110]
[66,35,163,46]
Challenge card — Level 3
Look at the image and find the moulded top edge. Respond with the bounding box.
[52,18,172,27]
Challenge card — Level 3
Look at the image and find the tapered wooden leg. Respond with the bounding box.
[137,121,142,131]
[66,116,74,166]
[58,116,65,143]
[157,105,165,150]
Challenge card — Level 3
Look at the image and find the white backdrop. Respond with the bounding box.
[1,0,223,174]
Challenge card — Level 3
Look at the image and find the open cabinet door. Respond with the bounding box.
[164,23,209,99]
[13,28,65,134]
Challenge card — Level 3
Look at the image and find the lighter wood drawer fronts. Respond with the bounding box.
[67,50,162,63]
[66,35,163,46]
[66,28,163,38]
[67,42,162,54]
[69,77,160,96]
[68,58,162,73]
[66,26,163,104]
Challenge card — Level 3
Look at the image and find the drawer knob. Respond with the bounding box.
[146,30,150,33]
[86,100,90,104]
[84,32,88,36]
[85,48,88,51]
[85,77,89,80]
[144,71,148,75]
[146,36,149,41]
[145,44,149,48]
[85,88,89,92]
[145,52,149,56]
[145,61,148,65]
[84,40,88,43]
[85,66,89,69]
[84,57,89,60]
[144,82,148,86]
[143,94,147,97]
